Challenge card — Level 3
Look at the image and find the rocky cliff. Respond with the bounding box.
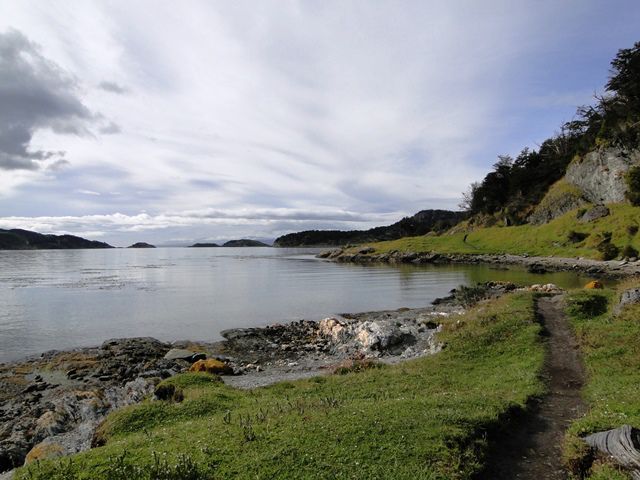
[565,147,640,204]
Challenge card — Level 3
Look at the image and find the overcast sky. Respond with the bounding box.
[0,1,639,246]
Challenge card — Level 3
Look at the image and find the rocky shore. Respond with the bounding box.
[1,290,490,475]
[318,247,640,278]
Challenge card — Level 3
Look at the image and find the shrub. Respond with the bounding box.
[621,245,639,258]
[567,230,589,243]
[625,166,640,206]
[598,241,620,261]
[627,224,639,236]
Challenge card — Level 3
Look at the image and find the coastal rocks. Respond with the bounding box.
[164,349,206,363]
[524,284,562,293]
[24,442,65,464]
[317,311,444,358]
[0,337,203,472]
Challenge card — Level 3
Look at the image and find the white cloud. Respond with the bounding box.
[0,0,637,243]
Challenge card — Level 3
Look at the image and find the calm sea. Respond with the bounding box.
[0,247,599,362]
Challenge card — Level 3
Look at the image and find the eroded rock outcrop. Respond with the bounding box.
[566,147,640,204]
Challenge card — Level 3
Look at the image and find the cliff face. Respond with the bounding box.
[565,147,640,204]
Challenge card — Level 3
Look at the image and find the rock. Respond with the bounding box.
[566,147,640,204]
[618,288,640,310]
[163,349,206,363]
[585,280,604,289]
[188,359,232,375]
[33,411,68,442]
[356,246,375,255]
[527,263,548,274]
[579,205,610,223]
[24,441,65,464]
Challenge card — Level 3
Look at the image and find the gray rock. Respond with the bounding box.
[579,205,610,223]
[163,349,205,362]
[566,147,640,204]
[618,288,640,312]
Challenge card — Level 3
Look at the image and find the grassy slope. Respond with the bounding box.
[365,204,640,260]
[18,293,544,480]
[563,282,640,479]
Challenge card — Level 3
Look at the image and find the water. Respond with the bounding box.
[0,247,601,363]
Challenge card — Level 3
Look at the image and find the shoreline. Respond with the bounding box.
[319,247,640,278]
[0,296,474,474]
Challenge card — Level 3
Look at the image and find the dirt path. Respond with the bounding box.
[480,295,586,479]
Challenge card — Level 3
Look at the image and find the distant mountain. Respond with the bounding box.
[273,210,467,247]
[223,239,270,247]
[0,229,114,250]
[190,243,220,248]
[128,242,156,248]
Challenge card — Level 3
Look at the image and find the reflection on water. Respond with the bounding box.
[0,248,603,362]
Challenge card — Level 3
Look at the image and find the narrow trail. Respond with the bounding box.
[480,295,586,479]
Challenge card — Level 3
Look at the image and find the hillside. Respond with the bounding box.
[332,42,640,261]
[273,209,467,247]
[0,229,114,250]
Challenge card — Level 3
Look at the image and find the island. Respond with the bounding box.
[222,239,270,247]
[0,229,114,250]
[127,242,156,248]
[189,242,220,247]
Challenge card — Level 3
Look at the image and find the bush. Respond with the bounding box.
[566,292,609,317]
[625,166,640,206]
[621,245,639,258]
[598,241,620,260]
[567,230,589,243]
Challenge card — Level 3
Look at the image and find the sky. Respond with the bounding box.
[0,1,639,246]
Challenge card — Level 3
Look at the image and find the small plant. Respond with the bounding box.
[598,242,619,260]
[627,224,639,236]
[567,230,589,243]
[595,231,619,260]
[625,165,640,206]
[621,245,639,258]
[154,384,184,403]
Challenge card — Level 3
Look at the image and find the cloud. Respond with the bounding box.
[0,29,96,170]
[0,2,639,244]
[98,80,128,94]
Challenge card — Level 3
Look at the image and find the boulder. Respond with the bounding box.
[163,349,206,363]
[618,288,640,310]
[579,205,610,223]
[24,441,65,464]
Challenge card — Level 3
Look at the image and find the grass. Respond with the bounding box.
[17,293,545,480]
[563,281,640,479]
[361,203,640,260]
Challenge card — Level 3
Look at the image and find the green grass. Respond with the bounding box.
[563,283,640,479]
[362,203,640,260]
[17,293,545,480]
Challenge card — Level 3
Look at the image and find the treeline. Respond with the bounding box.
[273,209,467,247]
[463,41,640,224]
